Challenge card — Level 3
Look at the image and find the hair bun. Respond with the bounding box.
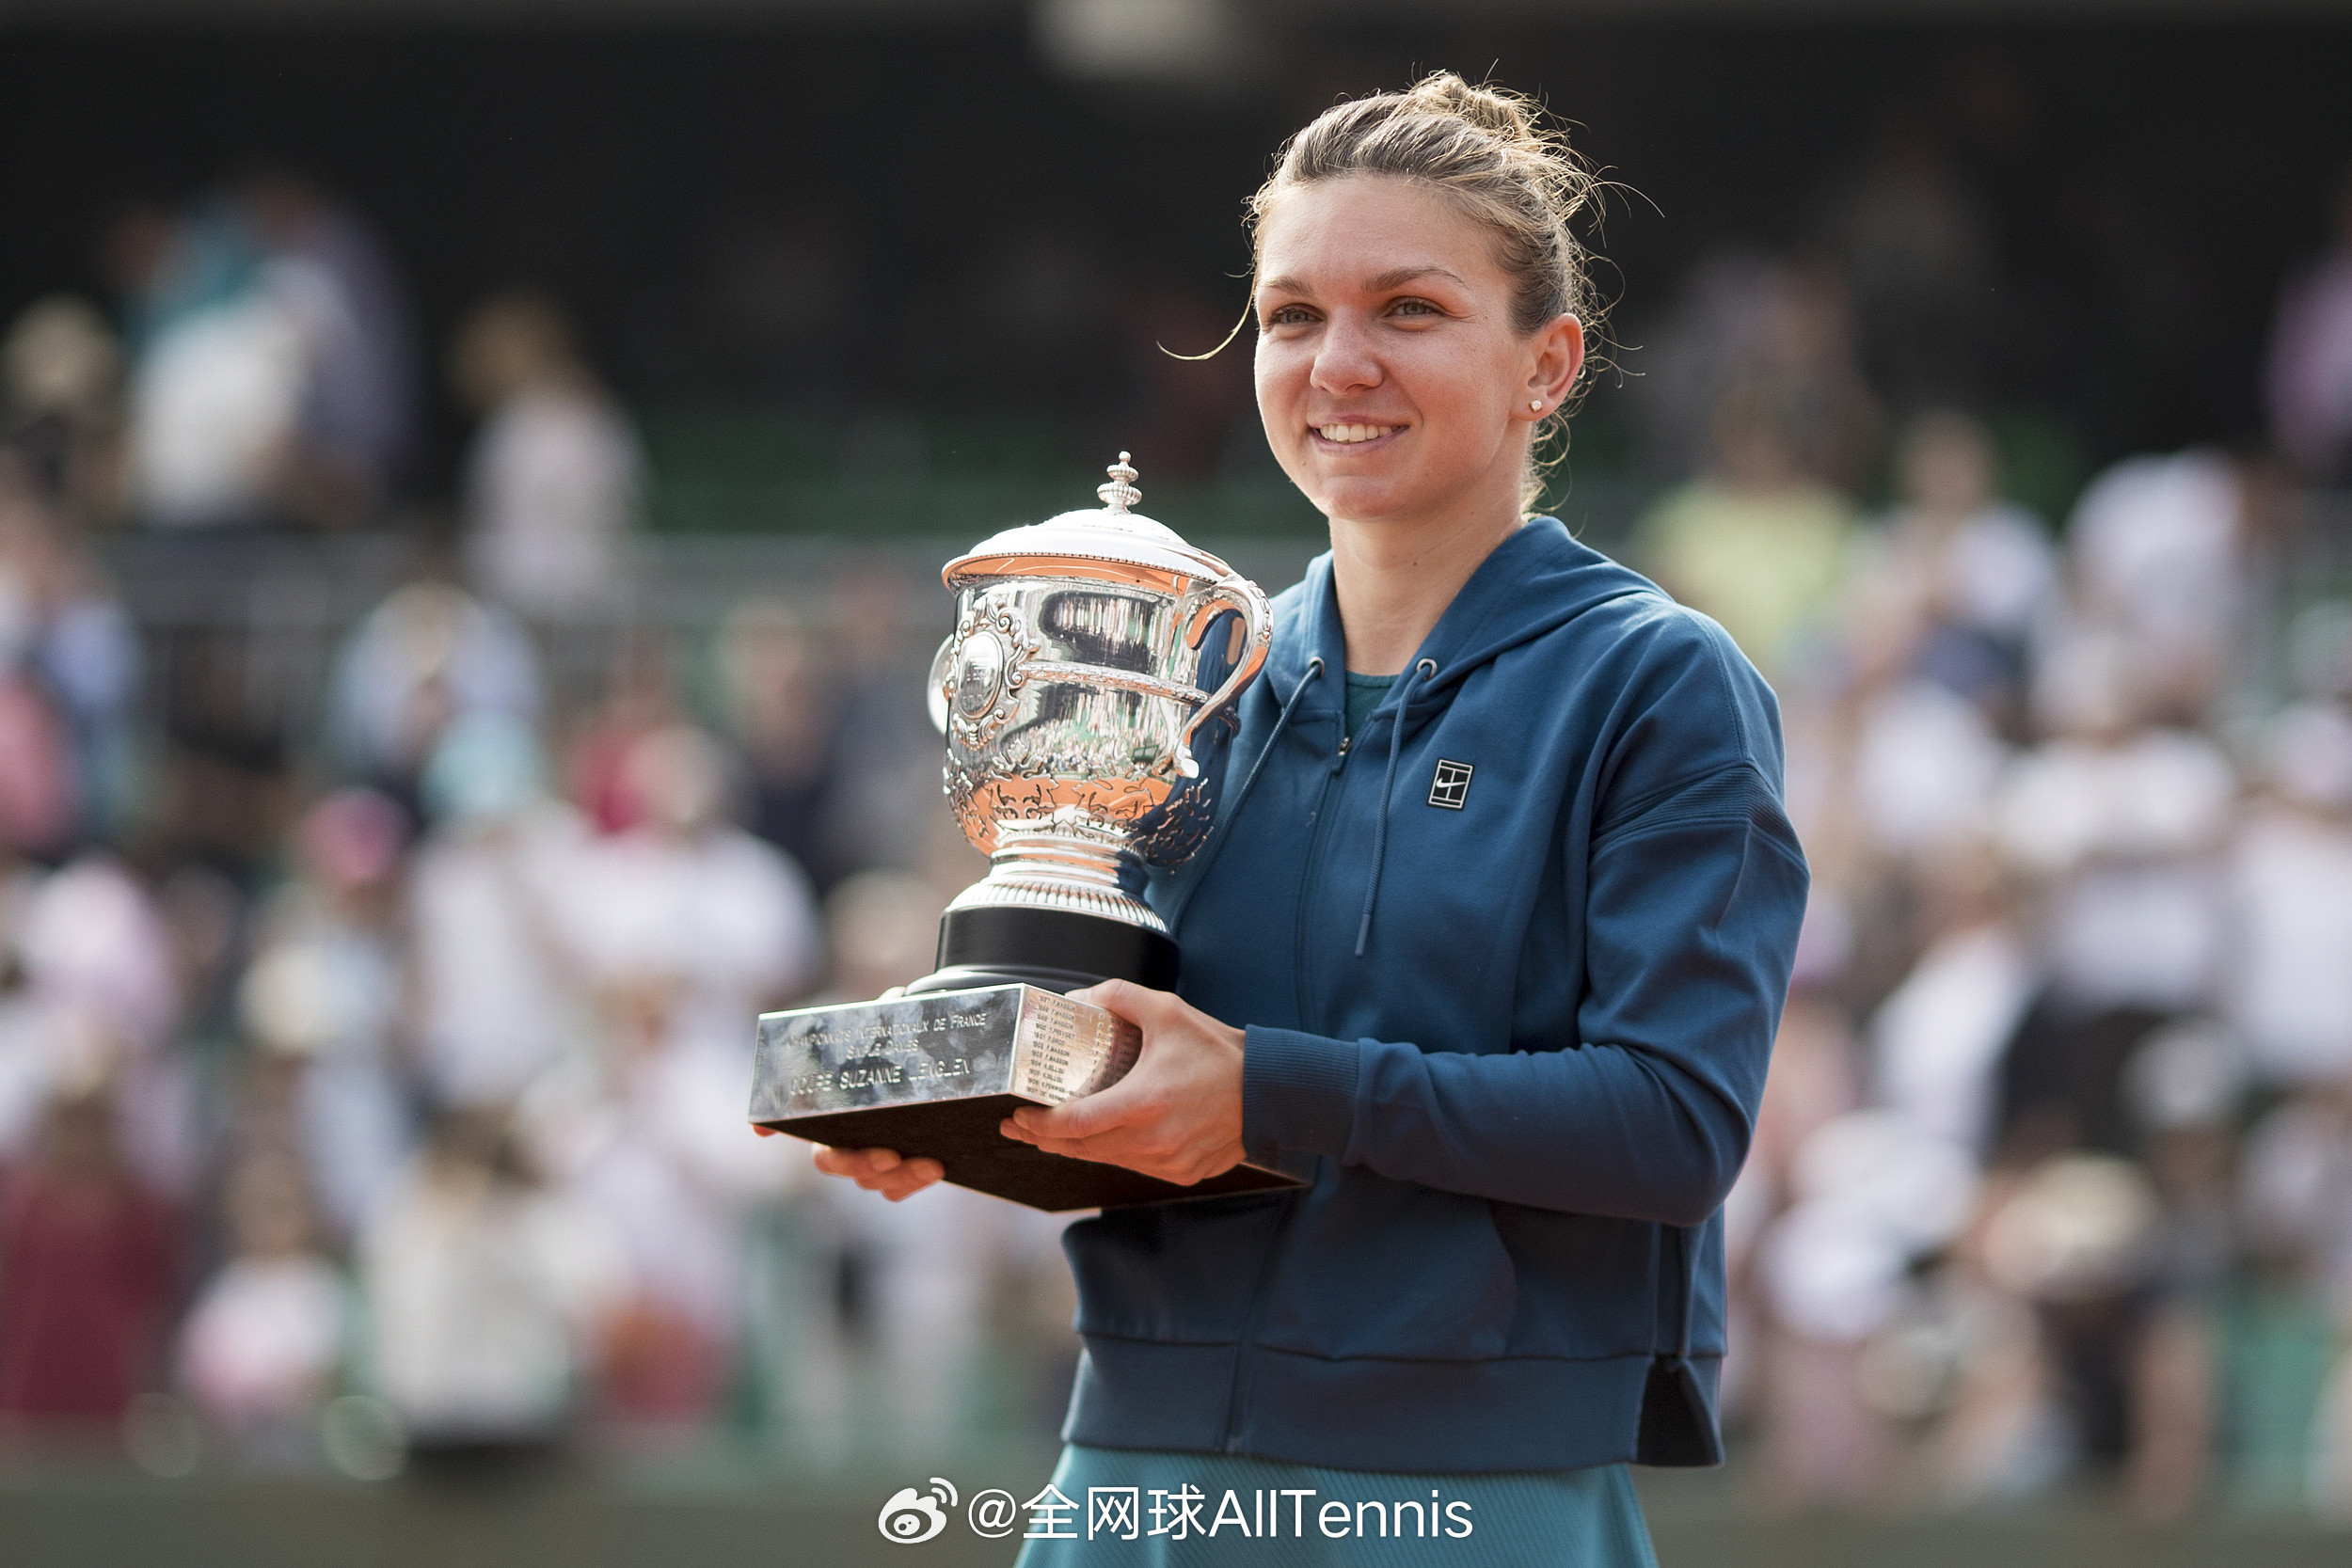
[1400,71,1540,149]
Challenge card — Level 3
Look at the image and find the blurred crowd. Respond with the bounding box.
[1628,159,2352,1519]
[0,177,1083,1470]
[1,105,2351,1520]
[0,503,1085,1473]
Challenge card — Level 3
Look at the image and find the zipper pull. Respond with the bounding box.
[1332,734,1352,771]
[1337,736,1351,755]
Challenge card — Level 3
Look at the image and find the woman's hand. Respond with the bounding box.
[999,980,1247,1186]
[810,1145,945,1201]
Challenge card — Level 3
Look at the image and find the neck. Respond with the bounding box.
[1327,490,1523,675]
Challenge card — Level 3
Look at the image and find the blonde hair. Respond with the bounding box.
[1248,72,1607,513]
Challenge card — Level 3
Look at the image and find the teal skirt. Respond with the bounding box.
[1010,1445,1658,1567]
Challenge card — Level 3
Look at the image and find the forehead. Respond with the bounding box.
[1255,175,1508,294]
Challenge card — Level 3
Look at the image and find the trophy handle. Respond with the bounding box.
[926,633,955,734]
[1175,575,1272,779]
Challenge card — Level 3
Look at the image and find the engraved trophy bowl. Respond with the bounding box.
[910,452,1272,995]
[747,453,1302,1211]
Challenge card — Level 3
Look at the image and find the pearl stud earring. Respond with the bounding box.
[1529,400,1543,412]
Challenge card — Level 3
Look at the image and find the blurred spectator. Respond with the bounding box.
[718,570,944,896]
[107,198,300,528]
[1755,1109,1977,1507]
[564,629,681,838]
[1975,1153,2169,1493]
[16,856,193,1200]
[325,578,542,804]
[361,1107,627,1460]
[1854,409,2055,723]
[2056,451,2247,724]
[176,1151,348,1465]
[1871,842,2037,1160]
[1631,379,1862,684]
[2265,163,2352,484]
[562,723,819,1042]
[2225,702,2352,1087]
[0,1085,178,1444]
[815,564,945,891]
[0,586,77,860]
[719,599,840,889]
[406,715,586,1109]
[0,872,51,1163]
[236,788,412,1238]
[0,297,127,525]
[452,293,642,620]
[0,449,145,845]
[1994,638,2235,1159]
[104,178,413,531]
[233,170,416,525]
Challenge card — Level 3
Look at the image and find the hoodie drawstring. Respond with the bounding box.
[1355,657,1436,958]
[1165,657,1325,937]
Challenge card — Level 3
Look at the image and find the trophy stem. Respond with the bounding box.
[903,834,1179,996]
[948,829,1168,933]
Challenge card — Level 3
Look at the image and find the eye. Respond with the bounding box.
[1263,304,1317,327]
[1388,297,1442,319]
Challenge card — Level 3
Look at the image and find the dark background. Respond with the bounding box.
[6,20,2346,515]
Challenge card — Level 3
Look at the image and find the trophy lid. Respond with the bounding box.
[945,453,1244,593]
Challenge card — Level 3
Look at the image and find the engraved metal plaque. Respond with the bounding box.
[750,984,1307,1212]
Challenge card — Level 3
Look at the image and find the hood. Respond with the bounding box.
[1264,516,1658,706]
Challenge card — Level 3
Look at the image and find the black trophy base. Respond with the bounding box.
[771,1095,1303,1212]
[902,903,1179,996]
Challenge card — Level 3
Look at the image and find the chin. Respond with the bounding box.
[1312,476,1428,524]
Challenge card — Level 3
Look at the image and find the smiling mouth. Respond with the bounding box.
[1313,422,1406,445]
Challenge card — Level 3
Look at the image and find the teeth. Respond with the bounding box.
[1316,423,1397,444]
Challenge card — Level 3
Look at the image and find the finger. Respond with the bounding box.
[1025,1134,1134,1166]
[1014,1081,1145,1142]
[814,1146,901,1178]
[1074,977,1174,1028]
[868,1158,945,1200]
[753,1125,782,1138]
[1025,1124,1172,1166]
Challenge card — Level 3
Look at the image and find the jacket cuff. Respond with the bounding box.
[1241,1025,1359,1164]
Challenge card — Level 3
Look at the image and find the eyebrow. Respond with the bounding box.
[1257,265,1465,300]
[1365,265,1465,292]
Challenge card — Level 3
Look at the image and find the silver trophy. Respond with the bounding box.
[750,454,1306,1209]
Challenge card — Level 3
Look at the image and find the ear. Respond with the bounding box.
[1520,313,1585,420]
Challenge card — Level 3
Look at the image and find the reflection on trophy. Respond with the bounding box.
[748,455,1309,1210]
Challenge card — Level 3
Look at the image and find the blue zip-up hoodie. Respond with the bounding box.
[1057,517,1807,1473]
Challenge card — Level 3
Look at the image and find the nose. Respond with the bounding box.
[1309,309,1382,398]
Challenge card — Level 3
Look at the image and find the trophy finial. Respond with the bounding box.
[1098,451,1141,514]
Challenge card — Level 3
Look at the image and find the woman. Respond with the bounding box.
[820,74,1805,1563]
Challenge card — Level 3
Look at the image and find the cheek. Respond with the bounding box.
[1253,341,1306,434]
[1408,341,1511,435]
[1252,338,1292,399]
